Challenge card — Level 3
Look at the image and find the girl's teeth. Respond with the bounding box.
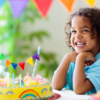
[77,43,85,45]
[76,43,85,46]
[77,44,85,46]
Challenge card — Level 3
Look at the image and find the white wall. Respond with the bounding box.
[25,0,100,63]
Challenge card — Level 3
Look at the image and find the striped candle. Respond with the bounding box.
[19,74,21,86]
[7,75,9,87]
[27,72,29,86]
[32,46,41,78]
[13,73,15,87]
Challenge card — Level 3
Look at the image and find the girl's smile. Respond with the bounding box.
[71,16,100,56]
[75,41,86,49]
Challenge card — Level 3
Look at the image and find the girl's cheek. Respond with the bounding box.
[71,37,75,48]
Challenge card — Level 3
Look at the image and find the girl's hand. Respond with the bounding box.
[67,52,78,62]
[84,60,94,66]
[77,52,96,66]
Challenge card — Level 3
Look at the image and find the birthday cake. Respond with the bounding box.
[0,74,54,100]
[0,47,54,99]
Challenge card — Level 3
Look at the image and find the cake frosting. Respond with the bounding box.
[0,74,54,100]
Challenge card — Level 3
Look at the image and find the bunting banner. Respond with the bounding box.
[18,62,25,70]
[85,0,96,7]
[32,52,40,61]
[26,57,34,66]
[9,0,29,19]
[0,0,6,8]
[11,63,18,70]
[33,0,53,18]
[0,52,40,71]
[6,59,11,67]
[58,0,76,14]
[0,54,6,60]
[0,0,98,18]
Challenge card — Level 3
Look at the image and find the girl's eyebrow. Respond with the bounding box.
[71,26,91,29]
[81,26,91,29]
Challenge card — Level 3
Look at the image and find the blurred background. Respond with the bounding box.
[0,0,99,81]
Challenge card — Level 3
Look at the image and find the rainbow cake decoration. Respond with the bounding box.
[0,75,54,99]
[0,47,54,99]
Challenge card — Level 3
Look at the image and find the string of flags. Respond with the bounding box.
[0,52,40,71]
[0,0,96,19]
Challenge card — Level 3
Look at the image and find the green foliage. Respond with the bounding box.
[0,1,58,80]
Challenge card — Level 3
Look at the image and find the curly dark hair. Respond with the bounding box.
[65,7,100,50]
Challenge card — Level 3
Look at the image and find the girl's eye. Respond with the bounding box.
[71,30,76,34]
[82,30,89,32]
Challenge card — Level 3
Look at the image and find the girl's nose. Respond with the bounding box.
[75,32,82,39]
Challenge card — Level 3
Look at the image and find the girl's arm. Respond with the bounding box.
[52,52,77,90]
[73,52,96,94]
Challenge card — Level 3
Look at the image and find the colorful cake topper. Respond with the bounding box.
[26,57,34,66]
[32,52,40,61]
[18,62,25,70]
[6,59,11,67]
[11,63,17,70]
[32,46,41,78]
[0,54,6,60]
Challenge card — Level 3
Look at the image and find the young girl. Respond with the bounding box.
[52,7,100,95]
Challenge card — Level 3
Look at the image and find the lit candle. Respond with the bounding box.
[7,75,9,87]
[27,72,29,86]
[19,74,21,86]
[13,73,15,87]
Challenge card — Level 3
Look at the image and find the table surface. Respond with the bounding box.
[53,89,91,100]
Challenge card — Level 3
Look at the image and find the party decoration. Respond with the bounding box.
[19,89,40,99]
[27,72,29,86]
[9,0,29,19]
[0,0,6,8]
[7,75,9,87]
[6,59,11,67]
[33,0,53,18]
[32,52,40,61]
[18,62,25,70]
[26,57,34,66]
[19,74,22,86]
[0,54,6,60]
[85,0,96,7]
[11,63,17,70]
[59,0,76,14]
[12,73,15,87]
[32,46,41,78]
[0,47,40,71]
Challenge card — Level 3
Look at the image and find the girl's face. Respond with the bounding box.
[71,15,100,56]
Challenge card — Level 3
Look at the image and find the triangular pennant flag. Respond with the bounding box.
[26,57,34,66]
[32,52,40,61]
[9,0,29,19]
[59,0,76,14]
[33,0,53,18]
[0,53,6,60]
[11,63,17,70]
[0,0,6,8]
[85,0,96,7]
[6,59,11,67]
[18,62,25,70]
